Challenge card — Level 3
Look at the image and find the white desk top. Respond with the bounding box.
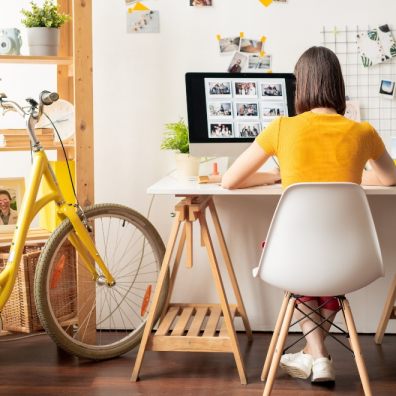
[148,175,396,196]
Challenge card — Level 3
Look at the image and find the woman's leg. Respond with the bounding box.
[281,296,339,381]
[296,297,339,358]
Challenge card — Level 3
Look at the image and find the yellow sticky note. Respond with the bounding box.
[216,34,221,41]
[260,50,265,57]
[259,0,273,6]
[261,36,267,43]
[240,32,245,38]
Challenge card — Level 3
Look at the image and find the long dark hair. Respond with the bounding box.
[294,46,346,115]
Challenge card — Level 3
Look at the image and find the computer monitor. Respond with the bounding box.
[185,72,296,158]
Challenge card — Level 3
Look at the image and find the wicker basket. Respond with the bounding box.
[0,244,77,333]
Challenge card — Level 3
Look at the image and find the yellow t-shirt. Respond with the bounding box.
[256,111,385,189]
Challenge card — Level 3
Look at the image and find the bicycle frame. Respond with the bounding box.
[0,145,115,313]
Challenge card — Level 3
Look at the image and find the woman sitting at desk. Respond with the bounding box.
[222,46,396,384]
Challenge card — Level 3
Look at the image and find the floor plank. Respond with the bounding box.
[0,332,395,395]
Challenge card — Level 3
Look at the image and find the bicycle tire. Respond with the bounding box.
[34,203,168,360]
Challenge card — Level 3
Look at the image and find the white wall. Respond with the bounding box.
[1,0,396,332]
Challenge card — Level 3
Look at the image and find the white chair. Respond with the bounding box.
[253,183,384,396]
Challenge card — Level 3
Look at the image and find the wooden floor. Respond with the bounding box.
[0,332,395,395]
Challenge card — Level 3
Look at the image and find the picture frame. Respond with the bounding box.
[0,177,25,232]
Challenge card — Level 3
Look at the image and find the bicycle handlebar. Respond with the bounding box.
[0,90,60,149]
[0,90,59,116]
[39,90,59,106]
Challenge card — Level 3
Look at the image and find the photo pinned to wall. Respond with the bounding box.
[248,54,272,71]
[237,122,261,137]
[208,81,232,96]
[240,38,263,54]
[0,177,25,230]
[344,100,361,121]
[190,0,212,6]
[127,2,160,33]
[357,24,396,67]
[379,79,396,99]
[209,123,234,138]
[235,102,259,117]
[219,36,240,54]
[207,102,233,117]
[234,81,258,97]
[228,52,248,73]
[261,82,283,98]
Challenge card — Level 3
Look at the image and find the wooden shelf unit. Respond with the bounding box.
[0,0,94,242]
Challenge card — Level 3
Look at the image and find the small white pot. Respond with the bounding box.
[26,27,60,56]
[175,153,200,180]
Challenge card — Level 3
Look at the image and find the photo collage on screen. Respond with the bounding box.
[205,78,288,139]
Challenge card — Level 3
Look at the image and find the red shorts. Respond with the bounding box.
[296,296,340,311]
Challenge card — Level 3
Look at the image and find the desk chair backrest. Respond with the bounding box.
[253,183,384,296]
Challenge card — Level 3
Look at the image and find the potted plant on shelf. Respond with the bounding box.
[21,0,71,56]
[161,119,200,180]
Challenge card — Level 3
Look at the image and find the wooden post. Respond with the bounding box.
[71,0,95,343]
[72,0,94,208]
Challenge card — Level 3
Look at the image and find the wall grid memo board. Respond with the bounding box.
[322,25,396,150]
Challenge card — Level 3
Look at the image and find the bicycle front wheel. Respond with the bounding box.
[34,203,168,360]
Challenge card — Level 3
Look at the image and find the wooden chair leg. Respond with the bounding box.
[263,297,296,396]
[374,274,396,344]
[261,292,291,381]
[341,299,373,396]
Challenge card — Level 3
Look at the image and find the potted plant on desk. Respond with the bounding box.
[161,119,201,180]
[21,0,70,56]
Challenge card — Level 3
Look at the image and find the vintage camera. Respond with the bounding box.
[0,28,22,55]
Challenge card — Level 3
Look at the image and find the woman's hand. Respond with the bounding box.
[222,142,273,189]
[267,167,281,183]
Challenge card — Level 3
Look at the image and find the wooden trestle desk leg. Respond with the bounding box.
[374,274,396,344]
[208,199,253,341]
[131,211,182,382]
[199,212,247,384]
[131,196,250,385]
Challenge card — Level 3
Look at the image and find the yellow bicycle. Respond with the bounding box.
[0,91,168,359]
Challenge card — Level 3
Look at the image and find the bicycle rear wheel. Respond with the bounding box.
[34,203,168,360]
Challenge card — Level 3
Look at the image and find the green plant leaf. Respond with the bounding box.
[161,119,189,154]
[21,0,71,28]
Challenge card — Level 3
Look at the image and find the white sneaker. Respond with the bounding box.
[279,351,314,379]
[311,356,335,383]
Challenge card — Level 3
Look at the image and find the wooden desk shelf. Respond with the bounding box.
[148,303,240,352]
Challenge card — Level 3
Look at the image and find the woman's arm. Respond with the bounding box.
[221,141,280,189]
[362,150,396,186]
